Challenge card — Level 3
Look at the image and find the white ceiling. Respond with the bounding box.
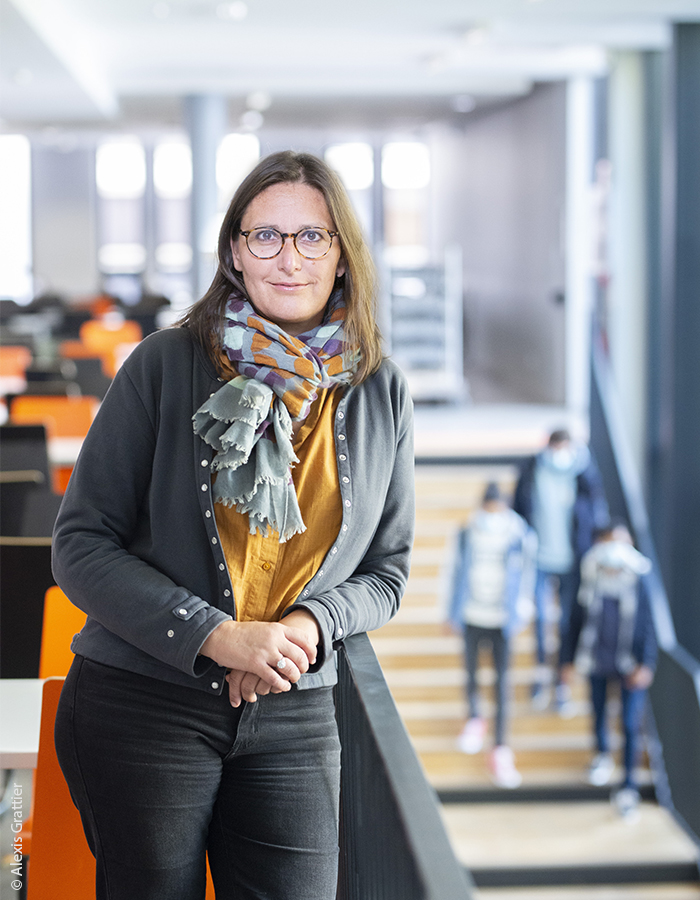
[2,0,699,131]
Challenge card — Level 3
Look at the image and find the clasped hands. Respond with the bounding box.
[199,609,320,707]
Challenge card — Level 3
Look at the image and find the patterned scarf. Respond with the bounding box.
[192,290,356,542]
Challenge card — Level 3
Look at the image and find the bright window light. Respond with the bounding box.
[155,242,193,272]
[154,141,192,199]
[381,142,431,190]
[96,138,146,199]
[217,133,260,202]
[325,143,374,191]
[98,242,146,274]
[0,135,32,303]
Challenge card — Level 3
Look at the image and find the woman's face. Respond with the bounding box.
[231,182,346,336]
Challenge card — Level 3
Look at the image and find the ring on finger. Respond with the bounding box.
[276,657,287,670]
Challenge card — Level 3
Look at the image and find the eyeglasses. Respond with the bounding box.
[239,227,339,260]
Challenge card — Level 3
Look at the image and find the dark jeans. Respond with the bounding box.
[464,624,509,746]
[533,568,581,668]
[590,673,647,788]
[55,656,341,900]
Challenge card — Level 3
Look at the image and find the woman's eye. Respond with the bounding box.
[254,230,279,243]
[300,229,322,243]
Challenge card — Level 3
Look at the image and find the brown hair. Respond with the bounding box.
[181,150,383,384]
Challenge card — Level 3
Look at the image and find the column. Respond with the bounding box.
[184,95,227,300]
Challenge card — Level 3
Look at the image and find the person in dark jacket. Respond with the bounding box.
[514,428,608,711]
[52,151,415,900]
[573,522,656,819]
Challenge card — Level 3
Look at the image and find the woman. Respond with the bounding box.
[53,150,415,900]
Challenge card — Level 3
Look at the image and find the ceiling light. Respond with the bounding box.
[246,91,272,112]
[240,110,263,131]
[217,2,248,20]
[451,94,476,113]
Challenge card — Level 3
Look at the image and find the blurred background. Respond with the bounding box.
[2,2,700,898]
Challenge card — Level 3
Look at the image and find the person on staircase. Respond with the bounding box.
[514,428,609,714]
[569,521,657,819]
[447,482,536,789]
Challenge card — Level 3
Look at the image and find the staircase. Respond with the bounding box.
[369,463,700,899]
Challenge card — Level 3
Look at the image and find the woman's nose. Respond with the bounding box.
[277,235,302,272]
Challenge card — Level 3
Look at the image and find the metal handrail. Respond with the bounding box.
[336,633,474,899]
[590,338,700,846]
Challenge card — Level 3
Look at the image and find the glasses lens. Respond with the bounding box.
[247,229,283,258]
[295,228,332,259]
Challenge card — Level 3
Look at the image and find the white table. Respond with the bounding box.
[0,679,44,769]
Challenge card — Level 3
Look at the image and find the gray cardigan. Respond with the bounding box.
[52,327,415,695]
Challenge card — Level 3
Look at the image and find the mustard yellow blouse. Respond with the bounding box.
[214,387,343,623]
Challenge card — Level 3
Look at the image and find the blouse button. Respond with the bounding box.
[337,411,344,419]
[342,524,348,532]
[219,563,225,571]
[178,608,188,616]
[212,537,218,545]
[337,627,344,637]
[342,476,349,483]
[167,629,174,638]
[318,570,324,577]
[211,682,220,690]
[201,484,208,492]
[201,459,208,467]
[339,454,346,461]
[224,589,231,597]
[338,434,346,441]
[332,547,338,554]
[344,499,351,507]
[205,510,212,518]
[303,590,310,597]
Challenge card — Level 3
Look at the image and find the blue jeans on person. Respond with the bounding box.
[590,673,647,789]
[464,624,509,746]
[533,568,581,668]
[55,656,341,900]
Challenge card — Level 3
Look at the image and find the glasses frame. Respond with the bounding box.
[239,227,339,260]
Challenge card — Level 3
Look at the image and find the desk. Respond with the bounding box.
[0,679,44,769]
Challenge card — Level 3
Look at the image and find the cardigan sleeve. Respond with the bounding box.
[52,335,231,678]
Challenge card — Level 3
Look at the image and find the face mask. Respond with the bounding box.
[550,447,575,470]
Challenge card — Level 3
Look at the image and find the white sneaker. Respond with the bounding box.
[588,752,615,786]
[555,683,576,719]
[613,786,641,821]
[489,745,522,789]
[457,717,486,754]
[531,683,551,711]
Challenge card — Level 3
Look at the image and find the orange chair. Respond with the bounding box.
[0,345,32,394]
[10,395,99,439]
[0,345,32,378]
[79,317,142,378]
[38,586,87,679]
[27,595,216,899]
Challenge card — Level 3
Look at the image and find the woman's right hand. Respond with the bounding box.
[199,620,316,702]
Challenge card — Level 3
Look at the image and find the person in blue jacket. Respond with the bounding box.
[514,428,609,712]
[572,522,657,819]
[447,482,536,789]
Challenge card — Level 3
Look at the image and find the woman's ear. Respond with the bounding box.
[231,236,242,271]
[335,258,347,278]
